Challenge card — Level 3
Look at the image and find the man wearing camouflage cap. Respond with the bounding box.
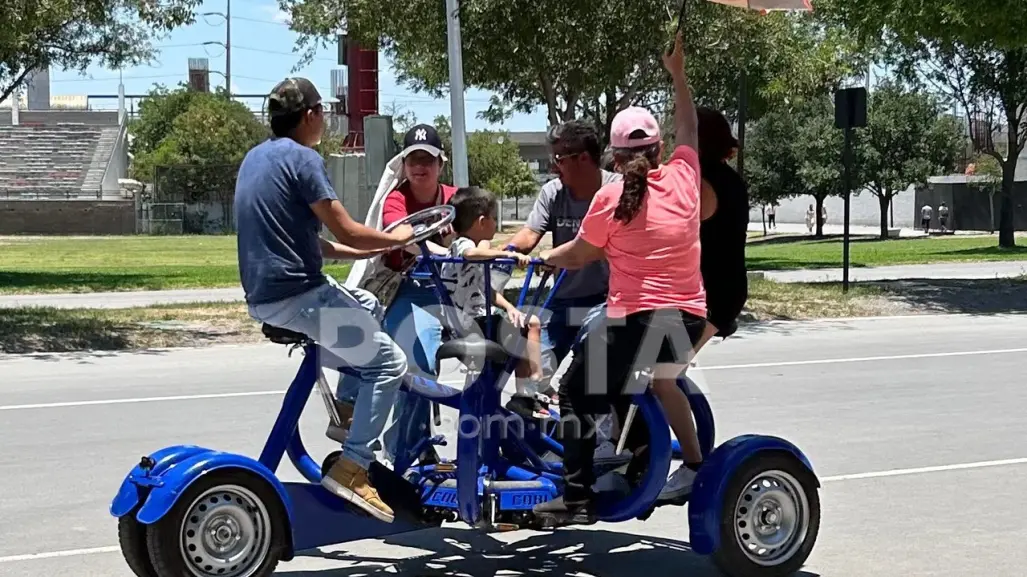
[234,77,414,522]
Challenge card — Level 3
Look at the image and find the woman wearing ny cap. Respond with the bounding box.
[337,123,457,468]
[534,32,708,525]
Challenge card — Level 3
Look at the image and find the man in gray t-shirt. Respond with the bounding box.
[508,120,621,383]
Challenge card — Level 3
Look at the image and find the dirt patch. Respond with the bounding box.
[0,303,262,354]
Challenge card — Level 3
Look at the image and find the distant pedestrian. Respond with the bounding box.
[920,203,933,233]
[938,202,949,232]
[805,204,815,234]
[766,203,776,229]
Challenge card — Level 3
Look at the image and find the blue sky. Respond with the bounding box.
[47,0,548,132]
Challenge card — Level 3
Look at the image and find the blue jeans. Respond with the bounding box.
[540,294,608,380]
[248,276,407,469]
[337,278,443,465]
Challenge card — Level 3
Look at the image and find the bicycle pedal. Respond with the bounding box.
[494,523,519,532]
[326,425,349,444]
[434,462,457,473]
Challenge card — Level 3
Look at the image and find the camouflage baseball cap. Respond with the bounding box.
[268,77,322,118]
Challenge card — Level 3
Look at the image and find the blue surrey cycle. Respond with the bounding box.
[110,205,821,577]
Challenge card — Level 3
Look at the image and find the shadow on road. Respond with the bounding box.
[866,277,1027,315]
[278,527,820,577]
[0,306,251,356]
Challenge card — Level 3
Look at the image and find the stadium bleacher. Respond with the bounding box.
[0,122,123,198]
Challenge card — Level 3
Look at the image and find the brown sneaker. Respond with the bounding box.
[321,457,395,523]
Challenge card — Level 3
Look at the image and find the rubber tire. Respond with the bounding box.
[145,470,289,577]
[710,452,821,577]
[118,512,157,577]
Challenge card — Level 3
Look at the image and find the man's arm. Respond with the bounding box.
[319,237,389,260]
[507,227,543,254]
[508,182,556,253]
[310,198,412,251]
[298,156,413,250]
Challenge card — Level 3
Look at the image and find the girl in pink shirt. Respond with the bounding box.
[535,32,708,526]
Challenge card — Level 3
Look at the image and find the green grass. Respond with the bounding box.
[747,235,1027,271]
[0,236,351,294]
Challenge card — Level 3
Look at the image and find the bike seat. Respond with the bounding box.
[436,335,510,372]
[261,323,309,345]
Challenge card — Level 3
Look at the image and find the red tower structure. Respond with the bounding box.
[341,40,379,150]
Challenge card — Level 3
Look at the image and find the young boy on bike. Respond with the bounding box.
[440,187,553,419]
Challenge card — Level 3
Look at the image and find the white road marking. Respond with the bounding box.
[0,546,119,563]
[3,456,1027,565]
[4,347,1027,410]
[699,346,1027,371]
[0,390,287,411]
[820,457,1027,482]
[0,381,468,411]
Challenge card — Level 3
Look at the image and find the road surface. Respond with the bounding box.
[2,314,1027,575]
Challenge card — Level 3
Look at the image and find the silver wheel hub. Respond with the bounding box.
[733,470,810,567]
[179,485,272,577]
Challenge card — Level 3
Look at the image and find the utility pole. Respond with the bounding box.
[225,0,232,97]
[445,0,469,189]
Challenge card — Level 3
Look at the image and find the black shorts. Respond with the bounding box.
[559,308,706,408]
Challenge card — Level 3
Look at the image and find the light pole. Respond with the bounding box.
[445,0,470,188]
[202,0,232,96]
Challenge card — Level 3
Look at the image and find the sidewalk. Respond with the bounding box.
[748,221,989,238]
[762,261,1027,283]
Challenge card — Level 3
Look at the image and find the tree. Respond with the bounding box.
[748,96,852,238]
[466,130,538,212]
[281,0,862,145]
[967,154,1004,233]
[0,0,201,103]
[822,0,1027,247]
[130,86,268,196]
[429,115,536,204]
[861,81,966,238]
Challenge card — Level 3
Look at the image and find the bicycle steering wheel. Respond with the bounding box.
[384,205,456,248]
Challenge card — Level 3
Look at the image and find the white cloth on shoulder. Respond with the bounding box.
[343,152,407,290]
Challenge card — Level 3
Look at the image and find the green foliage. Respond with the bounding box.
[861,81,966,201]
[282,0,861,144]
[130,86,268,183]
[466,130,538,201]
[747,96,849,236]
[414,115,536,200]
[0,0,201,102]
[823,0,1027,246]
[129,86,268,211]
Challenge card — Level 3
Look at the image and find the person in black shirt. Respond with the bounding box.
[695,106,750,348]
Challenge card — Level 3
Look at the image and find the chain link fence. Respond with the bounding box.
[138,163,239,234]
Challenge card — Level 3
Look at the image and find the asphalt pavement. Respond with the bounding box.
[2,314,1027,576]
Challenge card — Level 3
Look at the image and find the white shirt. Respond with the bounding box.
[921,206,933,219]
[440,237,490,329]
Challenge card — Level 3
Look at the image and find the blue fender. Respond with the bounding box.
[133,449,293,530]
[688,435,818,555]
[110,445,211,517]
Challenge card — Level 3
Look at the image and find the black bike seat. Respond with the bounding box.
[261,324,309,345]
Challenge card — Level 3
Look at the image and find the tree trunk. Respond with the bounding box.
[989,190,996,234]
[815,195,825,238]
[878,192,890,240]
[761,206,767,236]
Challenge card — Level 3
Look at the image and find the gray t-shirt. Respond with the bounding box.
[234,138,338,306]
[525,170,622,300]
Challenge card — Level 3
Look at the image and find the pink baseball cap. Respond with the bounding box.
[610,106,662,149]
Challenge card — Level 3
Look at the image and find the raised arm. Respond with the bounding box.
[663,31,698,152]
